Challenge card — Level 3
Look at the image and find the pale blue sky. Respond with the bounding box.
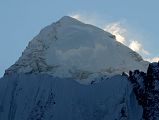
[0,0,159,77]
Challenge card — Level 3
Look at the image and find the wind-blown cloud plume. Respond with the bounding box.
[104,22,126,44]
[70,13,100,26]
[107,27,159,62]
[104,22,149,56]
[129,40,149,55]
[146,57,159,62]
[71,14,81,20]
[69,13,157,62]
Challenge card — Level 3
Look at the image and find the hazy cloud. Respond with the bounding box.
[129,40,149,55]
[104,22,126,44]
[146,57,159,62]
[70,13,100,26]
[104,22,149,55]
[129,40,141,52]
[70,14,81,20]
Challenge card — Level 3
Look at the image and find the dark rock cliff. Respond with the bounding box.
[129,62,159,120]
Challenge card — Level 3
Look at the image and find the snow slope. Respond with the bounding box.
[5,16,149,79]
[0,74,142,120]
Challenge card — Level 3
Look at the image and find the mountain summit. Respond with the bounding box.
[1,16,159,120]
[5,16,148,79]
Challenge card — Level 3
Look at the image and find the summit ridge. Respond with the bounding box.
[5,16,149,80]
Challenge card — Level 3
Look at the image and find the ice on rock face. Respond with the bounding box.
[5,16,149,79]
[0,74,142,120]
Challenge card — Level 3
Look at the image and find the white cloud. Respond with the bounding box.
[129,40,150,55]
[145,57,159,62]
[69,13,100,26]
[69,13,155,59]
[70,14,81,20]
[129,40,141,52]
[104,23,150,56]
[128,40,149,55]
[142,49,150,55]
[104,22,126,44]
[104,22,150,56]
[70,13,127,45]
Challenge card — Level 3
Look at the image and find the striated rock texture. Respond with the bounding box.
[129,62,159,120]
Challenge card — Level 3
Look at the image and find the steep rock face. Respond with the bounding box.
[129,62,159,120]
[0,74,142,120]
[4,16,149,79]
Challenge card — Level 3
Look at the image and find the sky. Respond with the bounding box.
[0,0,159,77]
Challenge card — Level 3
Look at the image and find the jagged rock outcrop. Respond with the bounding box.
[129,62,159,120]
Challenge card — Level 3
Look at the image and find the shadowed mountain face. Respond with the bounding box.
[0,74,142,120]
[1,62,159,120]
[5,16,148,80]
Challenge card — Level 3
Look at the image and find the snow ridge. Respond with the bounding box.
[5,16,149,80]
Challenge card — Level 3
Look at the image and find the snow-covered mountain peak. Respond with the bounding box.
[5,16,149,79]
[58,16,83,25]
[59,15,75,21]
[2,17,158,119]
